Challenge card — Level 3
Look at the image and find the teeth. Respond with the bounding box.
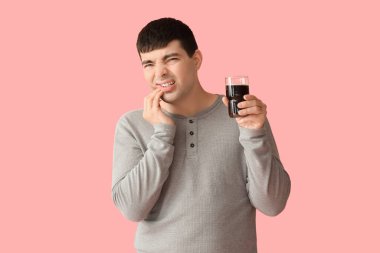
[160,81,175,87]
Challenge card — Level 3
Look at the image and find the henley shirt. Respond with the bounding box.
[112,95,291,253]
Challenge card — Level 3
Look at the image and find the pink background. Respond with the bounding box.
[1,0,379,252]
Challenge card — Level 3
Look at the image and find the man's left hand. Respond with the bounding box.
[222,95,267,130]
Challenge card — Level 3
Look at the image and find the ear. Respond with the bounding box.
[192,49,203,70]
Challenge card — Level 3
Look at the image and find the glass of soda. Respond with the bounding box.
[225,76,250,118]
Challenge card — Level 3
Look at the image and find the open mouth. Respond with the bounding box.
[156,80,176,93]
[157,80,175,87]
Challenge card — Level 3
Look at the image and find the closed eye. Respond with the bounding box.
[167,58,179,63]
[143,63,153,69]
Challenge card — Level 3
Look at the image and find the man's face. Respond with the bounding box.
[140,40,201,103]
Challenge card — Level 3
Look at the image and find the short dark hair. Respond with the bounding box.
[136,17,198,57]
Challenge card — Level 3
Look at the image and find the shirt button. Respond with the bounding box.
[189,131,194,135]
[190,143,195,148]
[189,119,194,123]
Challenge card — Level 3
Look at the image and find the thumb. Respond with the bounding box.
[222,96,229,107]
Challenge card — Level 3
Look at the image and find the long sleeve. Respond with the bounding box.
[112,116,176,222]
[239,120,291,216]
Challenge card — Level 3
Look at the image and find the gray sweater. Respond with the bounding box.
[112,95,291,253]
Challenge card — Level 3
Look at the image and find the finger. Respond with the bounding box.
[145,89,160,108]
[145,94,153,111]
[152,90,163,109]
[238,106,264,116]
[238,99,261,109]
[243,94,258,101]
[144,95,149,111]
[222,96,228,107]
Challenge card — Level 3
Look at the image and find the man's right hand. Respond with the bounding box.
[143,89,175,126]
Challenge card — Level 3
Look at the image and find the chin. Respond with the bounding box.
[161,93,177,104]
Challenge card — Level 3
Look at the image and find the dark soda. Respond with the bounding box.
[225,85,249,118]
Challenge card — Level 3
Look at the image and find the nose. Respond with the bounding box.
[155,63,168,78]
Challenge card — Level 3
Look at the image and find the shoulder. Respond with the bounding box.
[114,109,154,142]
[115,109,150,131]
[116,109,143,124]
[117,109,143,123]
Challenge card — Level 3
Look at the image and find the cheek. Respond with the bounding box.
[182,66,196,82]
[143,70,153,83]
[174,64,192,81]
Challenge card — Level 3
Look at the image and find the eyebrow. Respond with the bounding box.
[141,53,181,65]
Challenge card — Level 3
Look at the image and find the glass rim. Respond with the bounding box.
[225,76,249,85]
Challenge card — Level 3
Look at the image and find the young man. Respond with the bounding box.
[112,17,291,253]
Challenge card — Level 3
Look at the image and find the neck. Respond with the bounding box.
[161,84,218,117]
